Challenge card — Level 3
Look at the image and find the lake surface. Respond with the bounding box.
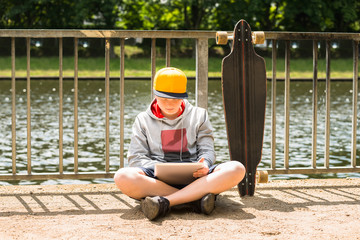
[0,79,359,184]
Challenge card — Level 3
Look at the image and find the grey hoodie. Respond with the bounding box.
[128,99,216,169]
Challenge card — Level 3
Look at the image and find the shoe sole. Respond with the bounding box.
[201,193,215,215]
[141,197,160,220]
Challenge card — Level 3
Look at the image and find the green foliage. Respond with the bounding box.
[0,0,84,28]
[82,0,120,28]
[118,0,219,30]
[0,0,121,29]
[117,0,144,29]
[281,0,360,31]
[141,0,183,30]
[207,0,286,31]
[1,0,359,31]
[1,0,359,59]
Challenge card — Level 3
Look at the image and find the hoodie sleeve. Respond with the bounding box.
[197,110,216,167]
[127,116,156,169]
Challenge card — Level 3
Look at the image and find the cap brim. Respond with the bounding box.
[153,90,188,99]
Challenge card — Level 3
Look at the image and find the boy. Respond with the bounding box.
[114,67,245,220]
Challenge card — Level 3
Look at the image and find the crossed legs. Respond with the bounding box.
[114,161,245,207]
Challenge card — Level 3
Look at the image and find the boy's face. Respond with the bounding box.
[155,96,183,119]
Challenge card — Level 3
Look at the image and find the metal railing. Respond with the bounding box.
[0,29,359,181]
[0,30,211,181]
[265,32,359,175]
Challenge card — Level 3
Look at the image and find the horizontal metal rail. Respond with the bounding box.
[0,173,114,181]
[265,32,360,40]
[0,30,216,38]
[266,167,360,175]
[0,29,359,182]
[1,29,359,40]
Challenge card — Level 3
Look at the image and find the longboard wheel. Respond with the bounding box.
[252,31,265,44]
[216,31,229,45]
[256,170,268,183]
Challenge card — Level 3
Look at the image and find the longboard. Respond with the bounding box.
[218,19,267,196]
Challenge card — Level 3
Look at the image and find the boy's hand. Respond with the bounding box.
[193,158,209,178]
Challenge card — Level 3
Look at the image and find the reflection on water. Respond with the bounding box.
[0,79,359,184]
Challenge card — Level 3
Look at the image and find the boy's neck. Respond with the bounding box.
[161,107,182,120]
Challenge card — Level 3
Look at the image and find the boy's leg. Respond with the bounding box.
[114,167,179,200]
[165,161,245,207]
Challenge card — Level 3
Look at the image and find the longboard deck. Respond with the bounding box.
[221,20,267,196]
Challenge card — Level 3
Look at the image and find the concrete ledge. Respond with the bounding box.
[1,178,360,239]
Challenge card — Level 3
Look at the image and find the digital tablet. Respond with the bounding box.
[154,162,203,185]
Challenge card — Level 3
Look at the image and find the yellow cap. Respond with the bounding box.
[153,67,188,99]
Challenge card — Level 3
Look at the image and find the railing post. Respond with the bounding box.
[312,40,318,168]
[105,39,110,172]
[324,41,331,168]
[74,38,79,173]
[151,38,156,99]
[271,39,277,169]
[11,37,16,174]
[120,38,125,168]
[351,40,358,167]
[284,40,290,169]
[195,38,208,109]
[166,38,171,67]
[26,37,31,174]
[59,38,64,174]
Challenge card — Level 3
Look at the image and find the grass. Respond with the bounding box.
[0,56,358,79]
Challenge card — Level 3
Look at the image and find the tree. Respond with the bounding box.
[172,0,219,30]
[0,0,85,28]
[82,0,121,29]
[281,0,360,32]
[119,0,221,30]
[0,0,121,29]
[206,0,286,31]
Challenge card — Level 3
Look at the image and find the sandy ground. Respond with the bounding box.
[0,178,360,240]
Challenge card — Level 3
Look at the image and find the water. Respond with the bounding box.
[0,79,359,185]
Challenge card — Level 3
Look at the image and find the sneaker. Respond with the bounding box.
[141,196,170,220]
[200,193,216,215]
[191,193,216,215]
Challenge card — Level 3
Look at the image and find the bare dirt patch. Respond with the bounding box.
[1,178,360,239]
